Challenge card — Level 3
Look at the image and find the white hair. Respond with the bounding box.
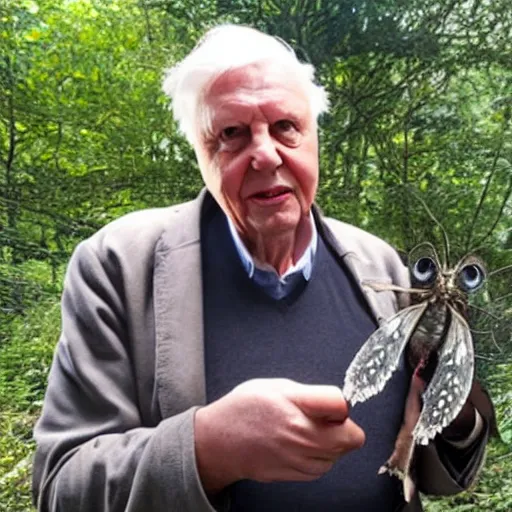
[162,24,329,145]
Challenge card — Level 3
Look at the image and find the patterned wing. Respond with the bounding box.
[343,303,427,406]
[413,306,475,445]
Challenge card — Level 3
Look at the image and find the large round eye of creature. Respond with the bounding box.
[412,257,438,286]
[458,264,485,293]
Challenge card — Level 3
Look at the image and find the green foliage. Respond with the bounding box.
[0,0,511,509]
[0,284,60,512]
[0,298,60,411]
[0,448,33,512]
[489,364,512,445]
[0,260,62,327]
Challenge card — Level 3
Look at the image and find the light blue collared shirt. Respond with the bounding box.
[226,214,318,300]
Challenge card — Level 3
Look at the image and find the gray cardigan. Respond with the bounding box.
[32,190,490,511]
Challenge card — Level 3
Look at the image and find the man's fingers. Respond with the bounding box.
[335,418,366,453]
[289,384,349,421]
[317,417,366,454]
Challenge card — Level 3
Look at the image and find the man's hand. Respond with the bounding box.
[194,378,365,493]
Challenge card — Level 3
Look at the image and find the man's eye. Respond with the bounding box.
[273,120,301,146]
[275,120,296,132]
[217,125,249,152]
[220,126,243,140]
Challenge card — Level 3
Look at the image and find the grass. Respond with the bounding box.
[0,414,34,512]
[0,261,61,511]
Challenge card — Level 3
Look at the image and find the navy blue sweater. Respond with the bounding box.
[201,204,408,511]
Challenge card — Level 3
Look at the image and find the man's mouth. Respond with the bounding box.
[250,186,292,200]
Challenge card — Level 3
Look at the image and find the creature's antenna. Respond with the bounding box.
[406,185,451,267]
[488,264,512,278]
[408,242,442,267]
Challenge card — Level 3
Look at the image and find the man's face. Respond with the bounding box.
[194,61,319,244]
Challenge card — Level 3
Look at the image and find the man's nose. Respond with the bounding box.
[251,130,283,172]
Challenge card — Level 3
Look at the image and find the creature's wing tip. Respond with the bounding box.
[414,313,475,446]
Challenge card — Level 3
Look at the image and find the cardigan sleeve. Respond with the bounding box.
[32,239,224,512]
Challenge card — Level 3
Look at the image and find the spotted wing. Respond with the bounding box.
[413,307,475,445]
[343,303,428,406]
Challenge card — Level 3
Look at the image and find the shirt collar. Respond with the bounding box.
[226,213,318,282]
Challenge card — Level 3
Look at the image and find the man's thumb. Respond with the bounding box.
[289,384,349,422]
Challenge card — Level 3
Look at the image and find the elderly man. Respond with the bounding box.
[33,24,491,512]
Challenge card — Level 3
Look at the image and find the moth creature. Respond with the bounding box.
[343,243,491,501]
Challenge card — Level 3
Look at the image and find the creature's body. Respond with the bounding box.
[343,249,491,502]
[407,303,447,372]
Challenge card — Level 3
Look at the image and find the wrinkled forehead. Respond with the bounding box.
[205,61,296,97]
[200,61,311,121]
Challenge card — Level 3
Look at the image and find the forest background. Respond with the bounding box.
[0,0,511,510]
